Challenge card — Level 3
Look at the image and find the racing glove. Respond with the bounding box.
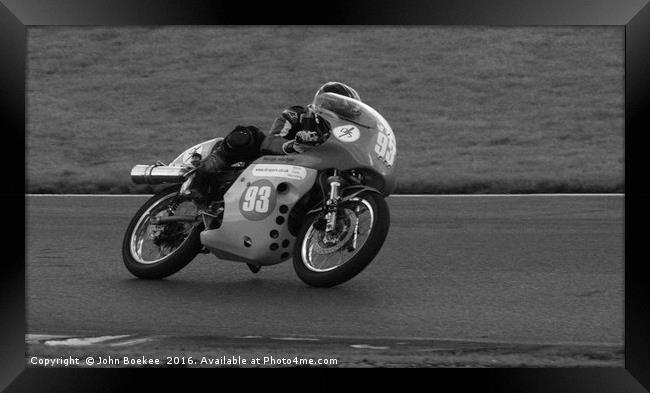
[293,130,322,153]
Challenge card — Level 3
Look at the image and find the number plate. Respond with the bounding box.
[239,179,277,221]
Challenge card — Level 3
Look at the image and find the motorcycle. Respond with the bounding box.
[122,92,397,287]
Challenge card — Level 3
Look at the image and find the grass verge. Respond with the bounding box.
[27,27,624,194]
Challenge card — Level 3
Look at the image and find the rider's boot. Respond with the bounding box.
[186,125,262,209]
[186,152,228,210]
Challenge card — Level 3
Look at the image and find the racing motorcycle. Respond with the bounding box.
[122,92,397,287]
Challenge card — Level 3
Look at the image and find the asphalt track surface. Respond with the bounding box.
[26,195,623,346]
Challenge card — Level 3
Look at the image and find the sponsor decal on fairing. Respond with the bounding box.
[252,164,307,180]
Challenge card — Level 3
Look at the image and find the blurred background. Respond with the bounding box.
[26,26,624,194]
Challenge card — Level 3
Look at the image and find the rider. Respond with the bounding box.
[188,82,362,206]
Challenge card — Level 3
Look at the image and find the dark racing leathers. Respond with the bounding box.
[190,106,324,204]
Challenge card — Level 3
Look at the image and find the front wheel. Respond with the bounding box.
[122,185,204,279]
[293,192,390,288]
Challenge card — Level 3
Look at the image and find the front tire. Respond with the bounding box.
[122,186,203,279]
[293,192,390,288]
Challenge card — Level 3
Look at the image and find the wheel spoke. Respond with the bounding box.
[130,193,197,265]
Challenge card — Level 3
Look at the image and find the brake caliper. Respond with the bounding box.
[312,208,358,254]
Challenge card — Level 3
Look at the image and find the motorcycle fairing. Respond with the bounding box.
[297,92,397,194]
[200,161,318,265]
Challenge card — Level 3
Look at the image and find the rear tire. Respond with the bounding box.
[122,186,203,279]
[292,192,390,288]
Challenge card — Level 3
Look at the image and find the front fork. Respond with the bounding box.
[325,170,342,233]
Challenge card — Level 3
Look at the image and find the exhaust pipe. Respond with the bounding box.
[131,165,187,185]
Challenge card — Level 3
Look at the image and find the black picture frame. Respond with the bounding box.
[2,0,649,391]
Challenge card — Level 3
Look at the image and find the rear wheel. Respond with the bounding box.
[122,186,203,279]
[293,192,390,288]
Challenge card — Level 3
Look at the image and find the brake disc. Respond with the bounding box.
[311,209,359,255]
[151,221,186,247]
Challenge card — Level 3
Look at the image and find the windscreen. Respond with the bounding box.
[311,92,393,134]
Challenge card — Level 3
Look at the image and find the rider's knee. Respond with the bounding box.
[223,126,265,160]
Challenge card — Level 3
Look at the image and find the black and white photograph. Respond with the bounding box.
[3,0,650,388]
[24,24,624,367]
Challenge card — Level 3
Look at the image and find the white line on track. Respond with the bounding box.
[270,337,321,341]
[27,332,622,348]
[351,344,390,350]
[109,337,154,347]
[26,193,623,198]
[25,334,71,342]
[233,334,622,348]
[44,335,131,347]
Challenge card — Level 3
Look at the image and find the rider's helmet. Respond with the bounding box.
[314,82,361,102]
